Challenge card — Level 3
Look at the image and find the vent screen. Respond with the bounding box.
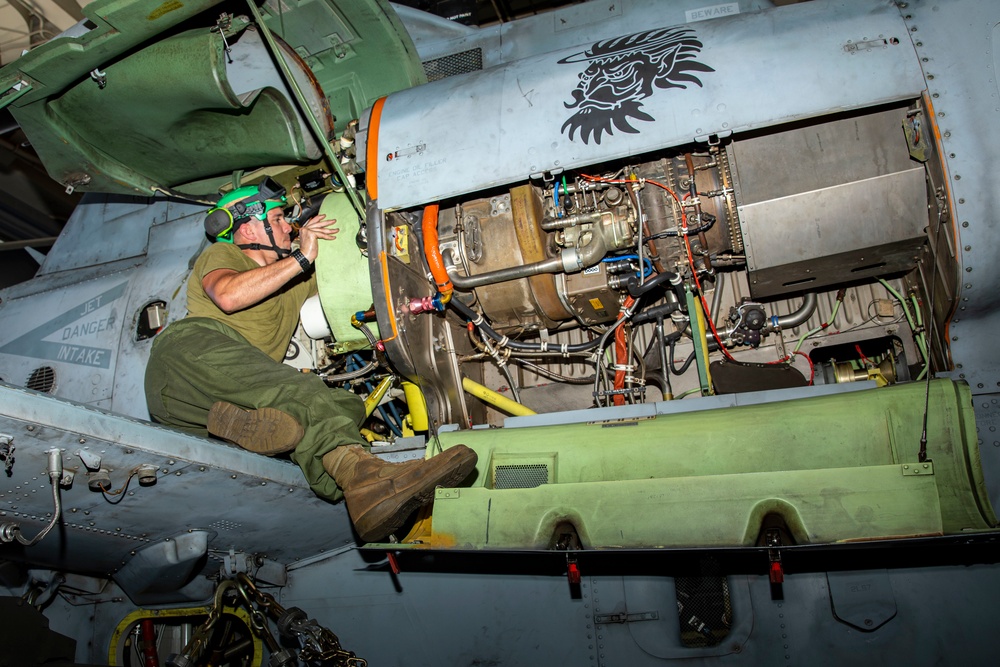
[25,366,55,393]
[210,519,242,531]
[676,575,732,647]
[493,463,549,489]
[422,48,483,82]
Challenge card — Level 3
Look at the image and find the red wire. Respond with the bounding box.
[585,174,836,380]
[613,325,627,406]
[793,350,815,385]
[653,182,738,364]
[582,175,738,364]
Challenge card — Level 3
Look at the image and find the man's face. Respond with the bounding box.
[257,206,292,251]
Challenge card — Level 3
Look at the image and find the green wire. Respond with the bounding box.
[877,278,929,379]
[792,298,843,354]
[910,294,929,381]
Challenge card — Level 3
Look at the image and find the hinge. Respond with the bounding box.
[901,462,934,476]
[694,130,732,146]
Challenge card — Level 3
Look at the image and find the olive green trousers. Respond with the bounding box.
[144,317,366,501]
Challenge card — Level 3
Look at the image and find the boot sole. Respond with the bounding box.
[353,447,478,542]
[207,402,303,456]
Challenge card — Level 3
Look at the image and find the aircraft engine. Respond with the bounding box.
[425,103,926,337]
[357,97,945,429]
[430,151,735,334]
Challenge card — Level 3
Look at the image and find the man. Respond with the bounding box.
[144,180,477,541]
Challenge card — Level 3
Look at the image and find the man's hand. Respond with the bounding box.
[298,214,339,262]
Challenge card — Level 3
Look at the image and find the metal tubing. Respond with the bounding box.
[774,292,817,329]
[447,255,565,290]
[540,211,603,231]
[450,298,602,353]
[447,216,617,290]
[1,472,61,547]
[655,320,672,400]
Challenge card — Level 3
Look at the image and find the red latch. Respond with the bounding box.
[567,561,581,585]
[387,551,400,575]
[769,560,784,584]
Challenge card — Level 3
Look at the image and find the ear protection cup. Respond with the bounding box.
[205,207,235,239]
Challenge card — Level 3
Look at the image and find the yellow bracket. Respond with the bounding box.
[363,376,395,419]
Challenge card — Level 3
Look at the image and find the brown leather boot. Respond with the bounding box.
[207,401,304,455]
[322,445,478,542]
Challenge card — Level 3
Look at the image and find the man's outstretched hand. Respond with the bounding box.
[298,214,339,262]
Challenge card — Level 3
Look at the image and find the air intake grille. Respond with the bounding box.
[493,463,548,490]
[26,366,55,393]
[422,48,483,82]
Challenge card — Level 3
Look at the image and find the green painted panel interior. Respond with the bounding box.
[260,0,426,122]
[1,0,219,107]
[48,28,313,189]
[0,0,424,196]
[425,380,996,549]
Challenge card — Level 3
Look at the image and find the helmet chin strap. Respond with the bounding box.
[236,220,291,259]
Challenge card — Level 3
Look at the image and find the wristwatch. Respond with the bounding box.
[291,249,312,272]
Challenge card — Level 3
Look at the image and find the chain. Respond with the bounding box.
[237,573,367,667]
[168,575,365,667]
[169,580,238,666]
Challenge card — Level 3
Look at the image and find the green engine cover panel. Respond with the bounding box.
[0,0,424,196]
[423,380,996,549]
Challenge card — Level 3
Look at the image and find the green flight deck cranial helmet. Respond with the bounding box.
[204,177,288,243]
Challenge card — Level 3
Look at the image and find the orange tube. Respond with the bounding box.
[421,204,453,300]
[365,97,387,201]
[612,296,635,406]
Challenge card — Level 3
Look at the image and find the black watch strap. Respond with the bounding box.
[291,249,312,272]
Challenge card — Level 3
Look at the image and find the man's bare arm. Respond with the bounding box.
[203,216,339,313]
[203,260,304,313]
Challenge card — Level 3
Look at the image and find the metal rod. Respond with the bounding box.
[0,236,58,251]
[244,0,365,219]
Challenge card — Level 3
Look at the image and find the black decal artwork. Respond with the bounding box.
[558,27,714,145]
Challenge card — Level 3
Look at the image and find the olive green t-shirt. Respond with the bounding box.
[185,243,317,362]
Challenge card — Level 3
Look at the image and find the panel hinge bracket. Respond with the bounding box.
[901,462,934,476]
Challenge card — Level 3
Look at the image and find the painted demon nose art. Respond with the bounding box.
[558,27,714,145]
